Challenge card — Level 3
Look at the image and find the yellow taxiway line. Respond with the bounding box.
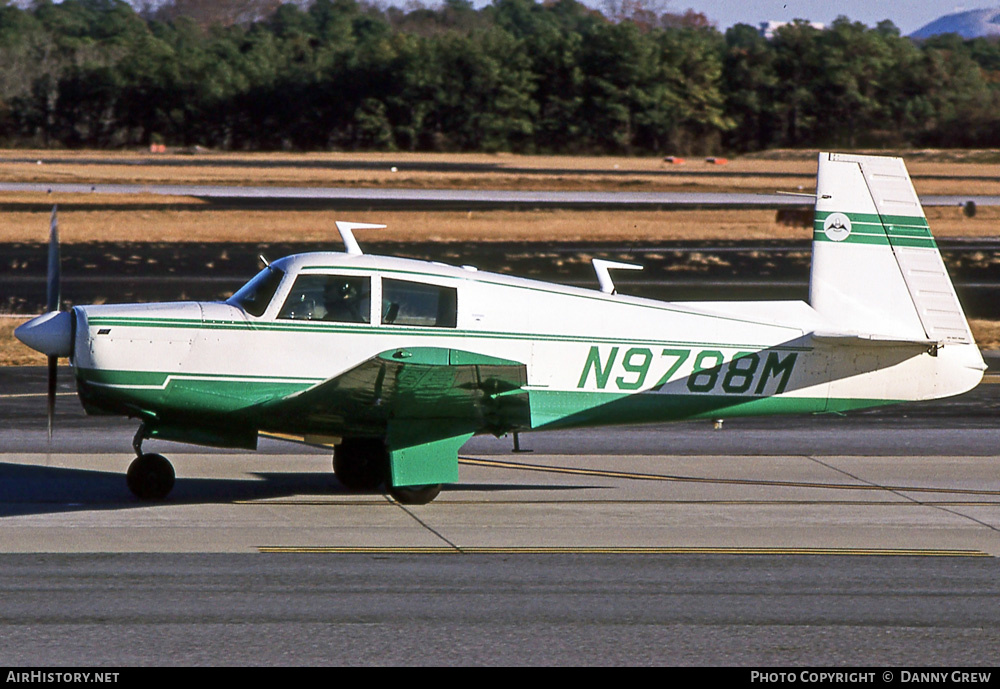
[259,545,989,556]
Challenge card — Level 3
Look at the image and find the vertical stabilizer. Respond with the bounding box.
[810,152,972,344]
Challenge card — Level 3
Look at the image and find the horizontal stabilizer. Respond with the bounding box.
[809,330,940,348]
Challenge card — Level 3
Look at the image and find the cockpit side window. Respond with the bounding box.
[382,278,457,328]
[227,266,285,317]
[278,274,371,323]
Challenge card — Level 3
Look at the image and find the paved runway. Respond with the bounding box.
[2,366,999,664]
[1,181,996,210]
[2,552,998,666]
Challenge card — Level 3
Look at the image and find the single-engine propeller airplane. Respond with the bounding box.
[15,152,986,504]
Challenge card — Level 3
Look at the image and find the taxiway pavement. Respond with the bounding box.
[2,366,999,665]
[2,367,998,557]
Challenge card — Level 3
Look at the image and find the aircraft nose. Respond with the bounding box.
[15,310,73,357]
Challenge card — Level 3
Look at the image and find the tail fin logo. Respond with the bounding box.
[823,213,852,241]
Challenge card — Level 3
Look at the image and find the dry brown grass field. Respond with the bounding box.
[2,149,999,365]
[3,148,1000,196]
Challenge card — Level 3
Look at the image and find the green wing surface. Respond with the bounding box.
[256,347,529,439]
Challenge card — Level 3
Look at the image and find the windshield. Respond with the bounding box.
[227,266,285,317]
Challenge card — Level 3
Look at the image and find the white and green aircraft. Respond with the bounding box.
[15,152,985,504]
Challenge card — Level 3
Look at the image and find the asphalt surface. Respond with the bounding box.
[2,363,999,665]
[1,553,998,666]
[1,181,997,211]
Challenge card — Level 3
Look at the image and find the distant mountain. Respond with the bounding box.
[910,7,1000,39]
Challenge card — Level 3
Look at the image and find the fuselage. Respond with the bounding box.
[65,251,984,446]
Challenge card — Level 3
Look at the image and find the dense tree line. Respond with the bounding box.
[2,0,1000,154]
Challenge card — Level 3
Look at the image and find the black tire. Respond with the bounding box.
[333,438,387,491]
[388,484,442,505]
[126,453,175,500]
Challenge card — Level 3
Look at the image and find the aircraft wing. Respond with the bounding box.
[255,347,530,439]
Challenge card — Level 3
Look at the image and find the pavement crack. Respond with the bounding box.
[807,455,1000,533]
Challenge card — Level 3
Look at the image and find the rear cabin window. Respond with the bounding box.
[278,274,371,323]
[382,278,457,328]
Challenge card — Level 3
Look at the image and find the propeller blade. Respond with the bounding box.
[46,206,60,440]
[47,205,60,313]
[47,355,57,441]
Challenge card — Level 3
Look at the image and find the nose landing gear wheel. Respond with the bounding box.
[127,453,175,500]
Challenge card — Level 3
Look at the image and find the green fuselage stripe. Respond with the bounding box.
[76,367,318,418]
[84,317,810,352]
[527,388,899,430]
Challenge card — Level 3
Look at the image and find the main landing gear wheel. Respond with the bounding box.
[334,437,444,503]
[333,438,388,491]
[127,453,175,501]
[388,484,442,505]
